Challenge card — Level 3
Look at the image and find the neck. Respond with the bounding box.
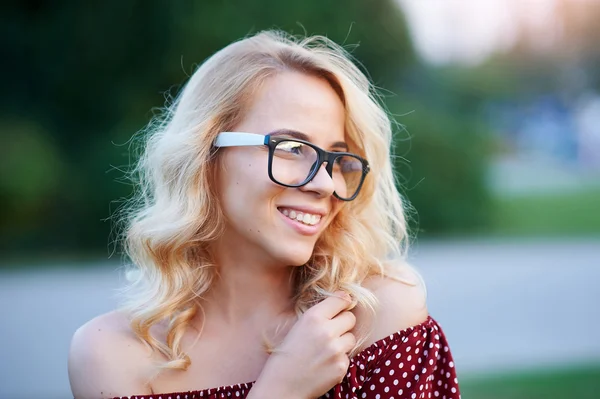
[201,241,296,326]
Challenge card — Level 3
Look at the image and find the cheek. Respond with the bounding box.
[219,157,284,222]
[325,201,345,228]
[330,199,344,217]
[219,153,261,194]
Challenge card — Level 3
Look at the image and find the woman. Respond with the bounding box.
[68,31,460,399]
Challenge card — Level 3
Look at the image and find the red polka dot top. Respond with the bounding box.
[114,316,460,399]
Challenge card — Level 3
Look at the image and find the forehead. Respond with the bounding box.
[235,71,346,147]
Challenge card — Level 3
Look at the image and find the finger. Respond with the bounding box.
[338,331,357,354]
[329,310,356,336]
[312,291,353,319]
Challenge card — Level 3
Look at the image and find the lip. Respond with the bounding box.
[277,207,325,236]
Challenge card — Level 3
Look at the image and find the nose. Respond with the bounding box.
[299,163,336,198]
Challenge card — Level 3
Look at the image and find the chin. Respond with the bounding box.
[272,242,315,266]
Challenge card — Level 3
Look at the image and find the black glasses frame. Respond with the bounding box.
[264,135,370,201]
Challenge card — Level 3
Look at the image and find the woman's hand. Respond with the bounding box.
[249,292,356,399]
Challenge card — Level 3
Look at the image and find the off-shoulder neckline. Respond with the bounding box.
[351,315,434,358]
[128,316,436,398]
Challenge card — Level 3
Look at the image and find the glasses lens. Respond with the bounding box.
[331,154,365,200]
[271,140,318,186]
[271,140,366,200]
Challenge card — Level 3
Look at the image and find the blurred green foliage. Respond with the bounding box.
[392,101,492,236]
[461,363,600,399]
[1,1,492,259]
[491,188,600,237]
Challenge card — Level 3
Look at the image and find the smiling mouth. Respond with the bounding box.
[277,207,322,226]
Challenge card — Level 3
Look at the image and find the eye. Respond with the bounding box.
[333,155,362,173]
[275,140,304,155]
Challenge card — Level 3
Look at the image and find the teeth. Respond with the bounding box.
[279,208,322,226]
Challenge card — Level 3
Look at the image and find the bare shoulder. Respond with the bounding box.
[68,310,153,398]
[354,263,428,350]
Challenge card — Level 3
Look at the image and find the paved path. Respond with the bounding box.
[1,238,599,398]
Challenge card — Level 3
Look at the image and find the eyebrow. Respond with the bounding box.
[268,129,349,151]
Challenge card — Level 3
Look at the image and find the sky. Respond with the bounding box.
[396,0,594,65]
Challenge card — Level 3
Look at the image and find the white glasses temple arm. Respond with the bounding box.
[214,132,266,147]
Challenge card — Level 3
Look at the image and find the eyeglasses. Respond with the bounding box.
[214,132,370,201]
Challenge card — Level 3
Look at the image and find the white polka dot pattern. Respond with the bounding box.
[112,317,459,399]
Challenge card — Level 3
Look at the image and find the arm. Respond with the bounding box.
[353,270,460,398]
[247,293,357,399]
[68,312,152,399]
[246,378,305,399]
[353,268,429,351]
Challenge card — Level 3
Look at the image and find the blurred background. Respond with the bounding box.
[1,0,599,398]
